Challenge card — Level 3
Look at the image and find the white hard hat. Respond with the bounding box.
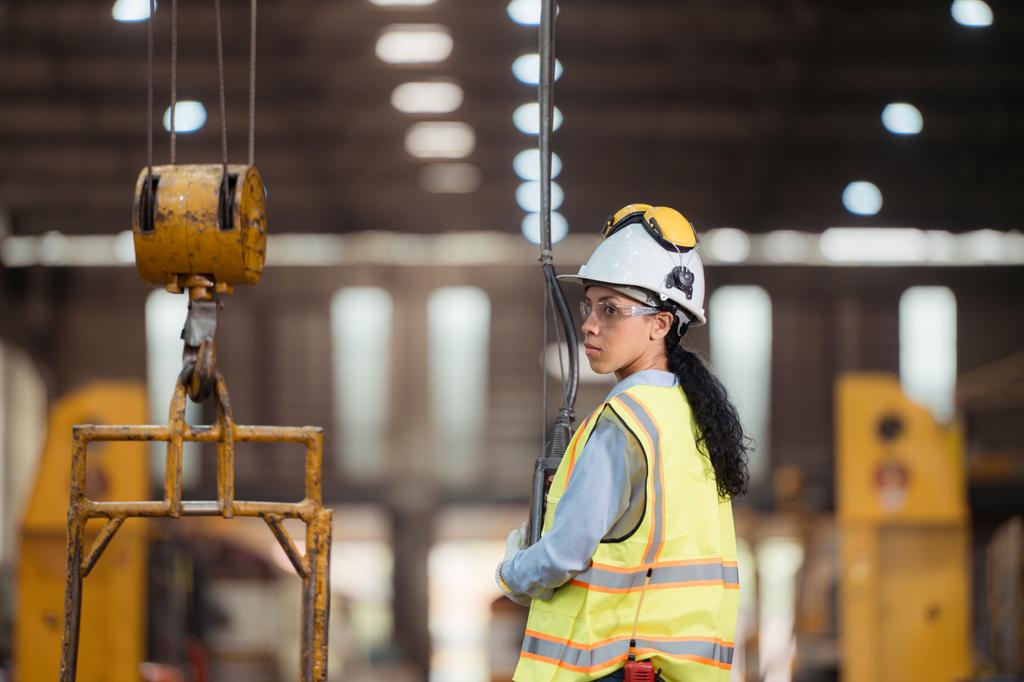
[558,219,707,327]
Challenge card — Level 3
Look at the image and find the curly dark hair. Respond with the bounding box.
[663,319,751,500]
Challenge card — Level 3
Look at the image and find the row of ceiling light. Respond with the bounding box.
[112,0,209,133]
[507,0,568,244]
[7,227,1023,268]
[112,0,996,232]
[841,0,992,216]
[372,0,569,241]
[371,14,480,195]
[108,0,568,244]
[110,0,482,191]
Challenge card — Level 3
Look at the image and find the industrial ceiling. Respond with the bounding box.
[1,0,1022,238]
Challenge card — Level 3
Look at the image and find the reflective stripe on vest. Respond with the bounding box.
[571,559,740,593]
[522,632,734,673]
[563,412,597,481]
[515,384,739,682]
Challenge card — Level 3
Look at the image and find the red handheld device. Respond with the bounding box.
[624,659,656,682]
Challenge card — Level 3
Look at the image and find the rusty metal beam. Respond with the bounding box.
[79,516,125,578]
[59,350,332,682]
[263,513,310,578]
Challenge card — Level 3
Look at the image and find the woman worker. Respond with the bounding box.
[496,204,749,682]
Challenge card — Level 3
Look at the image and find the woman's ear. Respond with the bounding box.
[650,311,673,341]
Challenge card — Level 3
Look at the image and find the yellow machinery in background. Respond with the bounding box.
[16,382,149,682]
[837,374,971,681]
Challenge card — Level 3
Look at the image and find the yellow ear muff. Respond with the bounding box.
[602,203,700,252]
[643,206,698,250]
[602,202,654,239]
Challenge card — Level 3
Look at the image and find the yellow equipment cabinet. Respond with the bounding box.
[16,382,149,682]
[837,374,971,682]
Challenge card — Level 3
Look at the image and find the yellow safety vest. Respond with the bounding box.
[514,383,739,682]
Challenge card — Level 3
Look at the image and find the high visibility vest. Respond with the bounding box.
[514,383,739,682]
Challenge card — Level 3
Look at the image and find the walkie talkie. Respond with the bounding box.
[624,657,656,682]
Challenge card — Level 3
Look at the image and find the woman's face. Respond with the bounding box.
[581,285,673,377]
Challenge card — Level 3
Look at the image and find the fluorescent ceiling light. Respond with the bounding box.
[513,103,563,135]
[704,228,751,263]
[8,229,1024,268]
[963,228,1012,262]
[506,0,541,25]
[708,286,773,481]
[162,101,206,133]
[370,0,437,5]
[521,212,569,244]
[427,287,491,477]
[951,0,993,27]
[331,288,394,478]
[112,0,155,22]
[375,24,453,64]
[39,231,69,266]
[391,81,463,114]
[764,230,814,263]
[900,287,957,422]
[511,54,564,85]
[405,122,475,158]
[516,181,564,212]
[114,231,136,264]
[882,102,923,135]
[419,163,481,193]
[820,228,929,263]
[842,181,883,216]
[513,149,562,181]
[0,237,35,267]
[921,230,958,263]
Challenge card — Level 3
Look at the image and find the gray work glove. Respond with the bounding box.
[495,523,531,607]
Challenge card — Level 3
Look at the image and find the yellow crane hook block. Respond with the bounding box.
[132,164,267,294]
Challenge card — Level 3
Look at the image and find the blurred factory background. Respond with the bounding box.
[1,0,1023,681]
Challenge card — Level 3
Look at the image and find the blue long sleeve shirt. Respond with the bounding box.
[501,369,679,599]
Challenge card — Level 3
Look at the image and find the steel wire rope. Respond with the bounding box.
[540,283,549,454]
[145,0,155,193]
[166,0,256,164]
[248,0,258,165]
[538,0,577,413]
[213,0,233,231]
[169,0,178,162]
[550,286,567,389]
[214,0,229,175]
[537,0,578,430]
[528,0,580,547]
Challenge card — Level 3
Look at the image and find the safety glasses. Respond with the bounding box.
[579,299,661,327]
[602,204,700,252]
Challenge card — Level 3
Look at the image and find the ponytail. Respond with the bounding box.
[664,324,750,499]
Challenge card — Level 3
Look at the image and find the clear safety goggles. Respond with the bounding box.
[602,203,700,252]
[580,299,661,327]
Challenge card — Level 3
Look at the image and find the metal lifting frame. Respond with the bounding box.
[59,347,332,682]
